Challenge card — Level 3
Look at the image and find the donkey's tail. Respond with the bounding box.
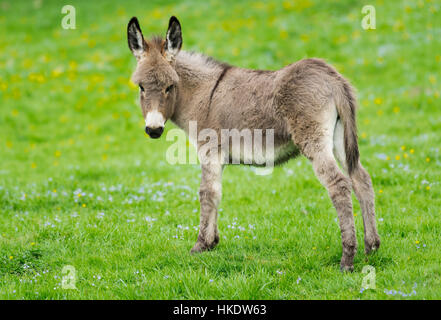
[335,81,359,175]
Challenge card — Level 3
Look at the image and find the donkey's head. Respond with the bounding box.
[127,16,182,138]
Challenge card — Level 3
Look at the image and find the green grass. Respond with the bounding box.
[1,0,440,299]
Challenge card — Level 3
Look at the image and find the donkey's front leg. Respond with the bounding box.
[191,161,223,253]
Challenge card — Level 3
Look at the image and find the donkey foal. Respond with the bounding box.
[127,16,380,271]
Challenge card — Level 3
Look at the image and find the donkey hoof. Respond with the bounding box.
[340,264,354,273]
[365,237,381,254]
[190,238,219,254]
[190,242,207,254]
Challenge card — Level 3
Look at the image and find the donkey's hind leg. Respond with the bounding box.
[288,104,357,271]
[333,121,380,254]
[350,162,380,253]
[291,122,357,271]
[310,148,357,271]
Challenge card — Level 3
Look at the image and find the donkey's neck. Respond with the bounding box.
[171,51,228,132]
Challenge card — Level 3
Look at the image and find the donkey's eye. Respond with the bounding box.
[139,84,145,92]
[165,84,174,93]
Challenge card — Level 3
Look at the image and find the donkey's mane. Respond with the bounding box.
[181,51,230,70]
[147,35,165,52]
[147,35,229,72]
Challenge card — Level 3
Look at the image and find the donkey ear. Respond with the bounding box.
[127,17,147,59]
[164,16,182,61]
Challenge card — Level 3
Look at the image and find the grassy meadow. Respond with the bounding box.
[0,0,440,299]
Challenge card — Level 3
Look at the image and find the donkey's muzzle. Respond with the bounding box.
[145,126,164,139]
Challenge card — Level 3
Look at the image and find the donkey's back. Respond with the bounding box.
[206,57,358,165]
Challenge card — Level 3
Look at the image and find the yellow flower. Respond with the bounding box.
[279,30,288,39]
[28,73,46,83]
[31,242,35,246]
[426,186,431,190]
[374,97,383,105]
[0,82,7,91]
[379,189,383,194]
[352,30,361,40]
[404,153,408,159]
[31,162,37,169]
[82,204,86,208]
[393,18,404,31]
[69,60,78,70]
[300,34,309,42]
[401,145,406,151]
[117,7,126,16]
[333,35,348,45]
[9,256,13,260]
[410,149,415,154]
[51,67,63,78]
[55,150,61,157]
[415,240,420,244]
[152,8,161,18]
[395,155,401,160]
[282,1,293,9]
[426,157,430,162]
[386,156,391,161]
[393,106,400,113]
[22,58,33,68]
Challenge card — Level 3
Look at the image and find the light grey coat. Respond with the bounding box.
[127,16,380,271]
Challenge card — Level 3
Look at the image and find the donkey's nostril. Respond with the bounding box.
[145,126,164,139]
[156,127,164,135]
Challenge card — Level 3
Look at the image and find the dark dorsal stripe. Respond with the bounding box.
[206,65,231,118]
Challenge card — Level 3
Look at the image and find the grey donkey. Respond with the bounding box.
[127,16,380,271]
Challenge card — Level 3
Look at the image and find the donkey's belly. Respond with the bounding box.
[273,140,300,166]
[227,140,299,167]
